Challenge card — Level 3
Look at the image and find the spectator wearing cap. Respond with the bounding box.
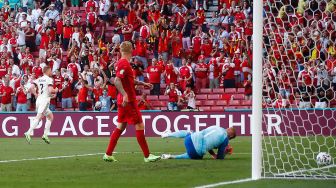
[0,79,14,112]
[45,4,60,22]
[147,58,163,96]
[15,79,29,112]
[194,55,208,92]
[222,57,235,88]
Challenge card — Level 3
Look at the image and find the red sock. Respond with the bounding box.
[106,128,122,155]
[136,130,150,158]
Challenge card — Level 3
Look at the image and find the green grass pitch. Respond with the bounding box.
[0,137,335,188]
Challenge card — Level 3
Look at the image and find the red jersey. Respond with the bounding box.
[201,43,212,57]
[32,66,43,78]
[62,82,72,98]
[115,58,136,104]
[165,64,178,84]
[56,20,63,35]
[78,86,88,103]
[195,62,208,79]
[0,65,7,78]
[192,36,202,54]
[53,75,64,89]
[16,87,27,104]
[87,12,97,25]
[67,63,79,80]
[85,0,98,12]
[93,87,103,101]
[172,40,182,58]
[122,24,133,41]
[135,41,147,57]
[40,33,49,50]
[147,65,163,84]
[0,85,13,104]
[63,26,73,39]
[208,58,221,78]
[158,37,169,53]
[223,62,235,79]
[179,66,192,79]
[167,88,180,102]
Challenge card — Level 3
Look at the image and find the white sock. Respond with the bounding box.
[26,118,40,135]
[43,119,52,136]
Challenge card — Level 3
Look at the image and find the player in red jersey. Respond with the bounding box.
[103,41,161,163]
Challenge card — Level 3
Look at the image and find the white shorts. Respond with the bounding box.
[36,97,51,116]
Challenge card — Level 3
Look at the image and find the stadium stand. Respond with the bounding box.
[0,0,333,112]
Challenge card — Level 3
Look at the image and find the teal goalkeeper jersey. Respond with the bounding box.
[191,126,228,157]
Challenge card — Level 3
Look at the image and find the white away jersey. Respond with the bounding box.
[34,75,54,100]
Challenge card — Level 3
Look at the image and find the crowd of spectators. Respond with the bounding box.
[0,0,255,112]
[263,0,336,109]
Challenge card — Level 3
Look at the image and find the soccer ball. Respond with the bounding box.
[95,101,102,111]
[316,152,332,166]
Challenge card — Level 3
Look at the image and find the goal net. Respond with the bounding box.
[261,0,336,179]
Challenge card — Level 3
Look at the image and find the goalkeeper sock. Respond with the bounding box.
[174,153,190,159]
[106,128,122,156]
[26,118,40,135]
[43,119,52,136]
[168,130,191,138]
[136,130,150,158]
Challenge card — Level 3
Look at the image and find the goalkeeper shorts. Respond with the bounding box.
[184,134,203,160]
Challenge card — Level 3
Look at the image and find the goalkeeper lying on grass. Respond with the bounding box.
[161,126,235,160]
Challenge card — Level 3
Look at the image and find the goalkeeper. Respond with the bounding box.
[161,126,236,160]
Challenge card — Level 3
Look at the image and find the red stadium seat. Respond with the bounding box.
[208,94,221,100]
[203,100,215,106]
[213,88,224,94]
[200,88,212,94]
[233,94,245,100]
[159,95,169,100]
[196,94,207,100]
[216,100,228,106]
[241,100,252,106]
[147,95,158,100]
[229,100,240,106]
[225,88,236,93]
[195,100,202,106]
[210,106,224,111]
[200,106,211,111]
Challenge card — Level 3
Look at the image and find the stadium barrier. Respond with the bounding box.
[0,110,335,137]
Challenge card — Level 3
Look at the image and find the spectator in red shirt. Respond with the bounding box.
[164,60,179,84]
[147,58,163,96]
[165,83,182,111]
[208,57,221,89]
[137,93,152,111]
[63,20,73,51]
[178,59,193,91]
[134,36,148,68]
[0,79,14,111]
[243,74,252,100]
[201,37,213,63]
[222,57,235,88]
[171,33,183,67]
[194,56,209,92]
[15,79,28,112]
[87,7,97,30]
[60,74,73,109]
[158,32,169,61]
[76,74,93,111]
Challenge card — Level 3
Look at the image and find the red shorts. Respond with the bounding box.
[117,101,143,125]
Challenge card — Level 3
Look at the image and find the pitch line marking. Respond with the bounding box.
[276,164,336,176]
[194,178,254,188]
[0,152,252,163]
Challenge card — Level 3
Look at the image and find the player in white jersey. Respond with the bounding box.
[24,66,59,144]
